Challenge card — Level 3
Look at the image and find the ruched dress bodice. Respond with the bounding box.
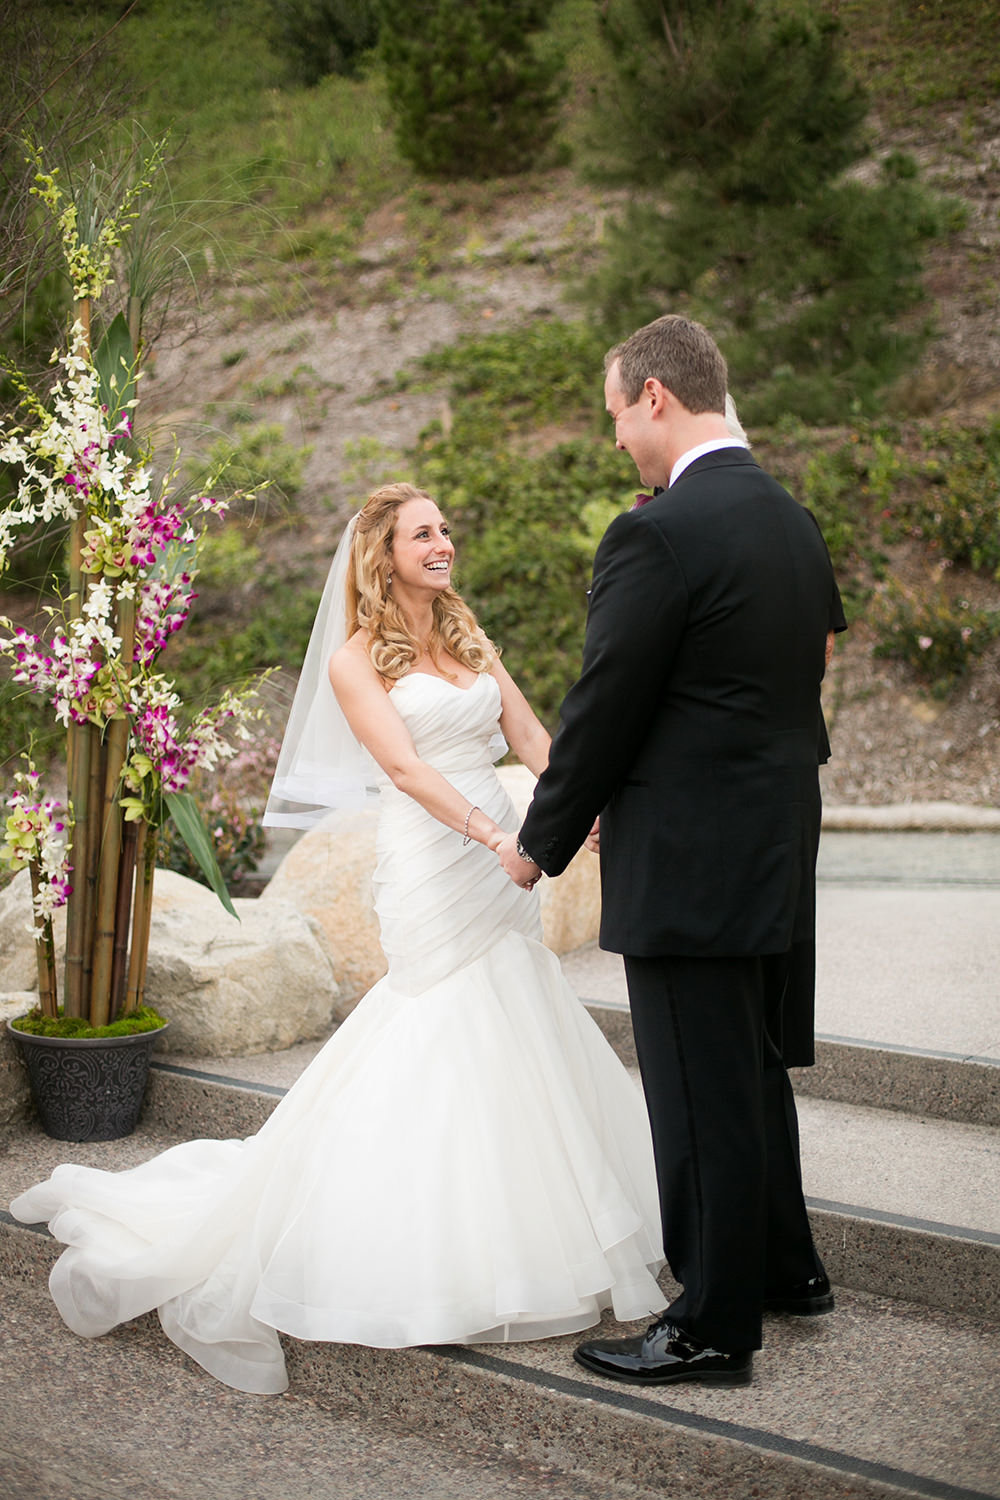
[375,673,541,993]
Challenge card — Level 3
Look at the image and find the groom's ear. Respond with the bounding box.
[644,378,674,415]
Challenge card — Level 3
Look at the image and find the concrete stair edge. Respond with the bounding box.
[6,1058,1000,1326]
[2,1232,996,1500]
[793,1037,1000,1129]
[583,1003,1000,1129]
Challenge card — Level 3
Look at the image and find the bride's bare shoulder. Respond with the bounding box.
[329,631,396,697]
[329,630,372,682]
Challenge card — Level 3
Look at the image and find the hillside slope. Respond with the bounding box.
[134,94,1000,810]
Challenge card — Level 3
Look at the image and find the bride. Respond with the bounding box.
[10,482,666,1395]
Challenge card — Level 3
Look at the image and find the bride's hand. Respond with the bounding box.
[495,834,541,890]
[584,816,600,853]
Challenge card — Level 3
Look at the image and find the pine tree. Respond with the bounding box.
[268,0,380,86]
[583,0,951,422]
[378,0,567,179]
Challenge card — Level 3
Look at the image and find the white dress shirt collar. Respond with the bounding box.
[669,438,749,488]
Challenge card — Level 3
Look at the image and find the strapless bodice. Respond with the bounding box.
[386,671,505,780]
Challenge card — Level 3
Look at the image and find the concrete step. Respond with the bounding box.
[566,937,1000,1130]
[2,1223,997,1500]
[0,1275,622,1500]
[3,1053,998,1327]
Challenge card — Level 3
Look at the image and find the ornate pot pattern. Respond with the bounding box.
[7,1021,169,1142]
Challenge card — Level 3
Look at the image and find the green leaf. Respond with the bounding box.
[164,791,240,920]
[93,314,138,427]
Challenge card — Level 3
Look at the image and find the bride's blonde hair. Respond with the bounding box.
[345,483,496,681]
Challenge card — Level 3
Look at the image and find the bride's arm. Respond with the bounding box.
[490,657,551,779]
[328,638,506,850]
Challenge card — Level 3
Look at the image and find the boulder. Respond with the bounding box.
[0,869,66,994]
[143,870,339,1056]
[0,867,339,1059]
[498,765,603,955]
[0,992,35,1135]
[260,809,385,1020]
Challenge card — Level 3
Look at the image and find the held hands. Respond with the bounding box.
[495,834,542,891]
[584,816,600,853]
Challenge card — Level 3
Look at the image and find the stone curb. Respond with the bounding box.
[822,803,1000,831]
[584,1006,1000,1129]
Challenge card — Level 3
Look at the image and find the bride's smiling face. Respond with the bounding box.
[389,498,455,596]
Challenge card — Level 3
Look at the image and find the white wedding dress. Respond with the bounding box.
[11,672,666,1394]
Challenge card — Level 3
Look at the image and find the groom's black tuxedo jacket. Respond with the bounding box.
[520,447,844,968]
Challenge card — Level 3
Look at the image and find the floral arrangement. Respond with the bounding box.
[0,146,268,1036]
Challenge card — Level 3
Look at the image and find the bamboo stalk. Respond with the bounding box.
[124,823,156,1015]
[81,720,104,1007]
[29,866,59,1020]
[89,595,137,1025]
[127,294,142,356]
[63,720,92,1017]
[89,717,128,1028]
[109,817,139,1022]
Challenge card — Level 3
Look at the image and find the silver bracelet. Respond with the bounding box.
[463,805,479,846]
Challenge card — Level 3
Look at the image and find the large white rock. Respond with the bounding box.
[0,867,339,1058]
[0,992,35,1133]
[143,870,339,1056]
[0,869,66,994]
[499,765,603,956]
[259,766,603,1021]
[260,809,386,1020]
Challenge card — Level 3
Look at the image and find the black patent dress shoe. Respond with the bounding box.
[763,1272,835,1316]
[573,1316,752,1387]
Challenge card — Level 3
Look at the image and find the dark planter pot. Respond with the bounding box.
[7,1020,169,1143]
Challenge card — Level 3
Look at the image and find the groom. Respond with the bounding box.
[497,314,845,1387]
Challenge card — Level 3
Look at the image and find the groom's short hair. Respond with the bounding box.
[607,315,727,414]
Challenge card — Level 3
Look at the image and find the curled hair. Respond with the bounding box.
[606,314,727,414]
[345,482,496,681]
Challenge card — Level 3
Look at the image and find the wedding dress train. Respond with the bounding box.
[11,671,666,1393]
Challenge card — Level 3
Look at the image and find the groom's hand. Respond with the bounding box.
[496,834,542,890]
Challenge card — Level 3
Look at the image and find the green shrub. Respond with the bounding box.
[795,443,864,580]
[416,431,638,726]
[579,0,954,424]
[407,319,608,431]
[378,0,567,179]
[589,0,868,202]
[904,421,1000,575]
[267,0,380,86]
[193,423,314,506]
[872,580,1000,694]
[165,585,322,705]
[194,526,263,592]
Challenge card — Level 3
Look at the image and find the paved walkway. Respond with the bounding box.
[170,828,1000,1088]
[562,830,1000,1059]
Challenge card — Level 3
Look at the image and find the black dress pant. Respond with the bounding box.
[624,951,824,1352]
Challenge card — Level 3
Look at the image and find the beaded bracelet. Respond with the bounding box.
[463,805,479,845]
